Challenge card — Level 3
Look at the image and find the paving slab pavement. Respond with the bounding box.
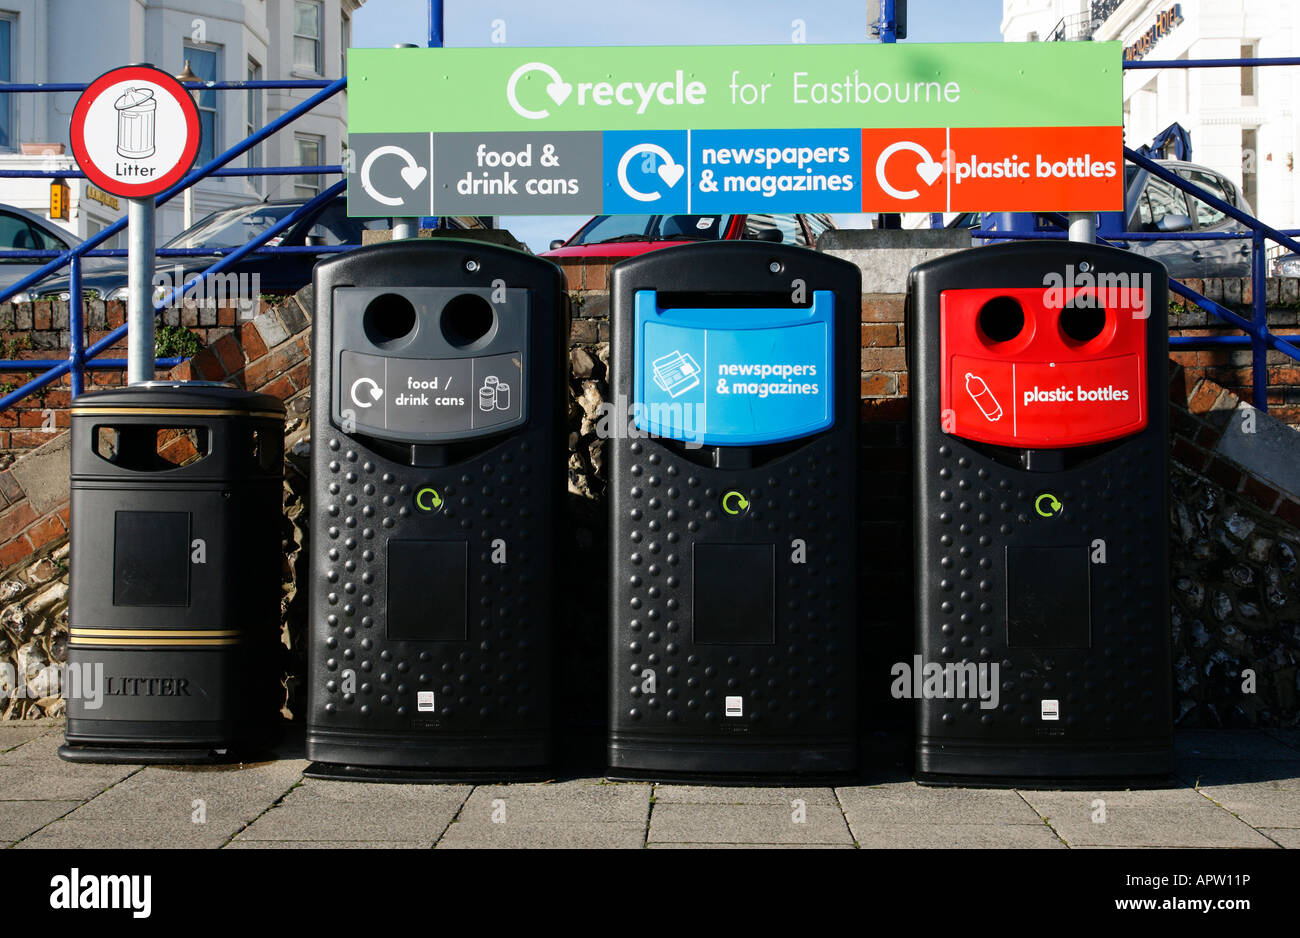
[0,720,1294,849]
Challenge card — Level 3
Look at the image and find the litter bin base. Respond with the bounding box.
[916,737,1175,789]
[57,742,269,766]
[307,727,550,777]
[608,732,858,784]
[303,762,552,785]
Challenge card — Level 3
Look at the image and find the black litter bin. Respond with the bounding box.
[60,382,286,764]
[907,240,1173,786]
[304,239,567,781]
[607,241,861,782]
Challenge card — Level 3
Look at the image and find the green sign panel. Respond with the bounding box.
[348,42,1121,133]
[346,42,1124,217]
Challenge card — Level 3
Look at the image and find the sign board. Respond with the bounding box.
[632,290,834,446]
[347,42,1123,216]
[939,286,1149,448]
[70,65,201,199]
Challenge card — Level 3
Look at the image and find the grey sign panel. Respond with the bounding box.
[330,285,531,442]
[340,351,524,436]
[347,132,433,217]
[431,131,602,215]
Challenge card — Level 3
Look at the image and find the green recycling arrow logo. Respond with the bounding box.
[722,491,750,516]
[416,487,444,512]
[1035,492,1063,518]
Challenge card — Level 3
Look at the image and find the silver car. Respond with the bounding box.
[0,203,82,301]
[1120,160,1255,278]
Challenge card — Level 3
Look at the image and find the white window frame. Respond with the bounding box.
[184,41,223,165]
[294,1,324,76]
[246,57,264,193]
[0,12,17,153]
[294,133,325,199]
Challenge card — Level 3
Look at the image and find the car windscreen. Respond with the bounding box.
[569,215,733,245]
[165,204,301,251]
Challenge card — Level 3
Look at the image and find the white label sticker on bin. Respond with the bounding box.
[1041,699,1060,721]
[725,696,744,718]
[418,691,436,712]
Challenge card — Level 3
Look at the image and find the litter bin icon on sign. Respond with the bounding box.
[115,87,156,159]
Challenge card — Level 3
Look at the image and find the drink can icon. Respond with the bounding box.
[478,384,496,412]
[115,87,157,159]
[494,382,510,411]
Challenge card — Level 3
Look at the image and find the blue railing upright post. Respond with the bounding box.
[68,253,84,398]
[1251,230,1268,412]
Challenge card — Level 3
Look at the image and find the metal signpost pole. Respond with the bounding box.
[126,197,156,384]
[1068,212,1097,243]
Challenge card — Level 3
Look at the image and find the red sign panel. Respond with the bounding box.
[70,65,201,199]
[939,284,1149,448]
[860,126,1124,213]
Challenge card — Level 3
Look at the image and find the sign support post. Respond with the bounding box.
[126,197,156,384]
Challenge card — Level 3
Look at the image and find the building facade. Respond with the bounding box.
[0,0,363,243]
[1003,0,1299,228]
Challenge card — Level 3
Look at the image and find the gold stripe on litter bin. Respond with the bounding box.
[70,407,284,420]
[69,628,243,647]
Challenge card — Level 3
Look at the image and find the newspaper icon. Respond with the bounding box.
[651,350,701,398]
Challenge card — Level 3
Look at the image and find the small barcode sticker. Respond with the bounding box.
[1041,699,1060,721]
[418,691,436,712]
[725,696,743,718]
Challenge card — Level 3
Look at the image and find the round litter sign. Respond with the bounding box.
[70,64,201,199]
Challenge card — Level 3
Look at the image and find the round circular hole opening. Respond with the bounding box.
[363,293,417,348]
[977,296,1024,343]
[441,293,496,348]
[1060,301,1107,344]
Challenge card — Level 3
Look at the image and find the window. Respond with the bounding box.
[744,214,805,246]
[294,1,323,74]
[0,212,63,252]
[246,58,263,193]
[1241,43,1257,100]
[0,15,14,152]
[341,13,351,77]
[1242,128,1258,212]
[295,134,324,199]
[301,201,389,246]
[184,43,221,165]
[1137,176,1189,231]
[1179,169,1231,229]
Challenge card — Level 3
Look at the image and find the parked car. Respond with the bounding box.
[0,203,83,300]
[34,196,492,302]
[951,160,1256,278]
[542,213,836,259]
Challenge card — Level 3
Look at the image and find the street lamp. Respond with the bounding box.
[175,60,199,230]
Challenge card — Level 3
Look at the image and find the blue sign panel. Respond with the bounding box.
[690,128,862,214]
[601,130,690,215]
[633,290,835,446]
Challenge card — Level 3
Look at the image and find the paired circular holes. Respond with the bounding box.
[362,292,496,350]
[976,295,1108,347]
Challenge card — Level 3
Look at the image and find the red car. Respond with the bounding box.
[542,213,836,259]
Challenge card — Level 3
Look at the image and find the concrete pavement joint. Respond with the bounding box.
[430,784,475,849]
[1014,790,1069,848]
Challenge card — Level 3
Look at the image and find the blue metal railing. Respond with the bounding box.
[959,56,1300,414]
[0,76,348,409]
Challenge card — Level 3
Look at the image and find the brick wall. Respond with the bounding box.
[0,295,305,456]
[1168,276,1300,426]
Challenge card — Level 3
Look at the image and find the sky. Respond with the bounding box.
[351,0,1006,251]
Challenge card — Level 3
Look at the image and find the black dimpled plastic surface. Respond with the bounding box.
[305,240,567,772]
[908,241,1174,784]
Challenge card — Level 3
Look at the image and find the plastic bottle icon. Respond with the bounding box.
[115,87,156,159]
[965,372,1003,422]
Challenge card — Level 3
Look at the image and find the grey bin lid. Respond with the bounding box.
[114,87,156,112]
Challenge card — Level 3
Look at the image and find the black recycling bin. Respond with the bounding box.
[60,383,286,764]
[607,241,861,781]
[907,240,1173,786]
[305,239,567,780]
